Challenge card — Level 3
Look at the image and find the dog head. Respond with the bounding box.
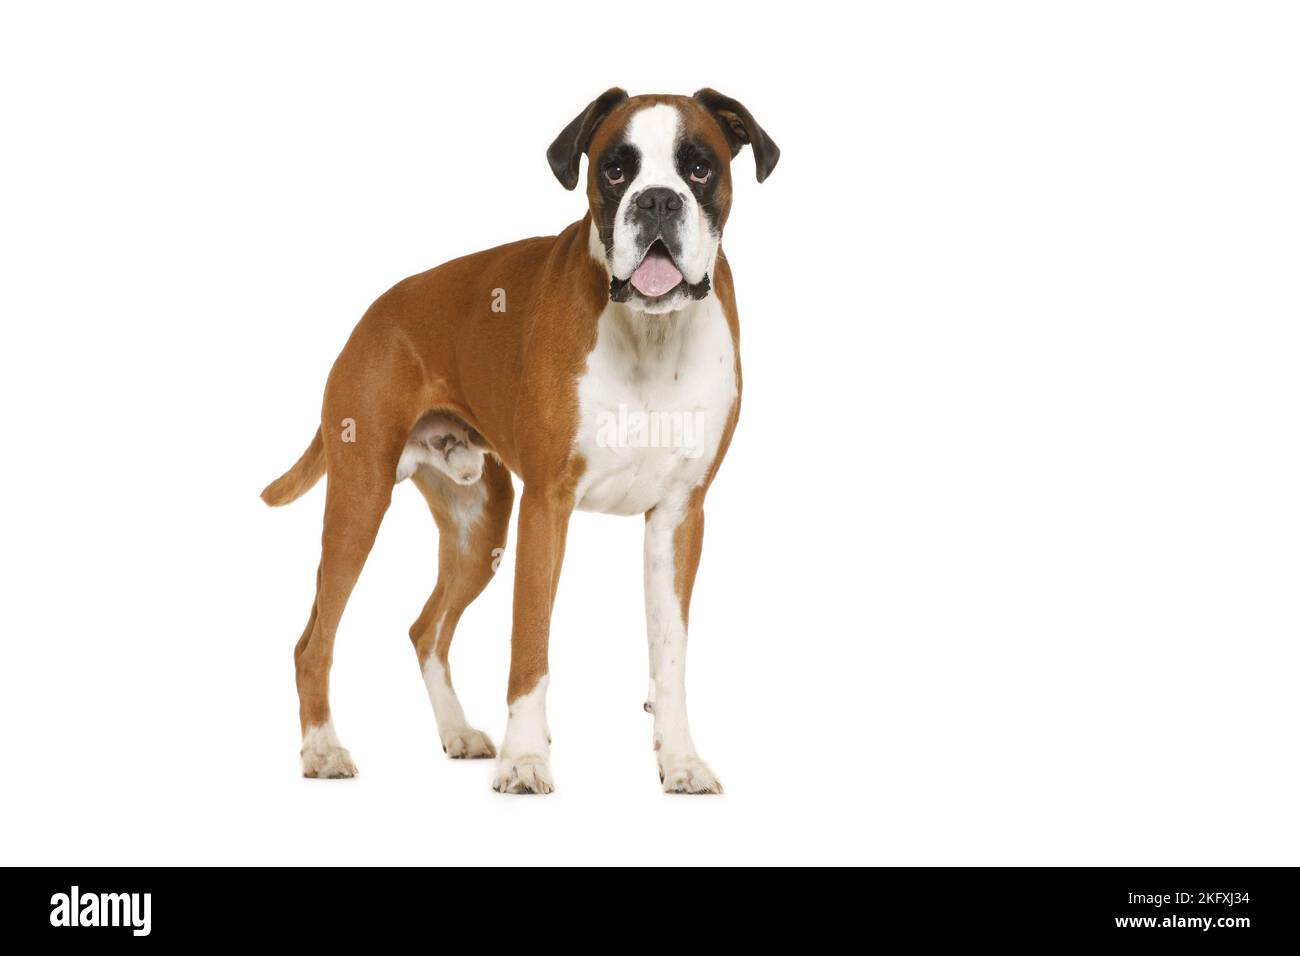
[548,89,779,314]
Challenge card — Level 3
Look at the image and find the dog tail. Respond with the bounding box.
[261,427,325,506]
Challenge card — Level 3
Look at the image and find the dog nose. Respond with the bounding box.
[634,187,683,218]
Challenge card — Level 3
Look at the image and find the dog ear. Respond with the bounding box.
[693,88,780,183]
[547,88,629,190]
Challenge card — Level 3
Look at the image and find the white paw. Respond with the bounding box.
[659,753,722,794]
[441,726,496,759]
[493,754,554,794]
[300,721,358,778]
[301,743,358,779]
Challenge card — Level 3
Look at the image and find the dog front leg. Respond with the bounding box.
[493,487,572,794]
[644,490,722,794]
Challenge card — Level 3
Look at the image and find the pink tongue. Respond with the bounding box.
[629,249,683,297]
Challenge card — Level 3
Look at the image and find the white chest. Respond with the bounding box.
[572,298,737,516]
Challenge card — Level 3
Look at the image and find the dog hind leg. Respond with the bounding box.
[294,404,410,778]
[408,457,514,758]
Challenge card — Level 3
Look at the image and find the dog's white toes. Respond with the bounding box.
[302,744,358,779]
[659,754,722,794]
[442,727,496,759]
[300,721,358,778]
[492,755,554,794]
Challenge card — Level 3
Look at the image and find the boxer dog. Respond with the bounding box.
[262,89,778,793]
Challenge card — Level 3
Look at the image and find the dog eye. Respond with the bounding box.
[689,161,712,185]
[604,164,625,186]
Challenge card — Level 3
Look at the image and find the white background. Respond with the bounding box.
[2,1,1297,866]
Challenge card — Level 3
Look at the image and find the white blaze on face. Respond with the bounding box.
[610,104,718,289]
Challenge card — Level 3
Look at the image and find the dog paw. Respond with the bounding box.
[492,754,554,794]
[301,744,358,779]
[300,721,358,778]
[659,754,722,794]
[441,727,496,759]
